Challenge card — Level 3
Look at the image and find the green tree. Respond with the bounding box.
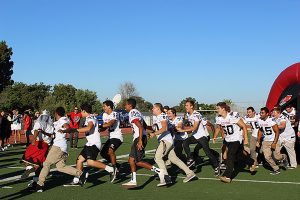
[0,41,14,92]
[0,82,50,111]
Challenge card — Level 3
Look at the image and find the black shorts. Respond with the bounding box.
[79,145,100,161]
[101,138,122,154]
[129,136,147,163]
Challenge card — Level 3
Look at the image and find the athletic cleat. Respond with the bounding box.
[187,159,195,168]
[282,157,289,169]
[183,172,196,183]
[79,171,89,186]
[36,184,44,193]
[270,170,281,175]
[110,167,117,183]
[21,167,35,179]
[249,165,257,175]
[219,176,231,183]
[64,181,81,187]
[214,167,220,176]
[122,181,137,189]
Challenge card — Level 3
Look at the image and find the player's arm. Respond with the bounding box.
[237,119,249,145]
[175,121,184,133]
[206,121,215,135]
[31,130,39,145]
[132,119,144,150]
[212,124,222,144]
[149,120,168,138]
[277,120,286,130]
[178,120,200,133]
[256,129,263,147]
[271,124,280,150]
[102,119,117,129]
[76,122,94,133]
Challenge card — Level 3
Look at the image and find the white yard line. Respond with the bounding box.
[136,174,300,185]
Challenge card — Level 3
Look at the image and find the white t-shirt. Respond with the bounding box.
[85,115,101,150]
[258,117,277,142]
[169,116,188,141]
[32,115,54,144]
[102,111,123,142]
[216,112,243,143]
[53,117,69,153]
[152,113,173,144]
[187,111,209,139]
[128,109,147,140]
[283,108,297,128]
[276,114,296,141]
[244,113,260,138]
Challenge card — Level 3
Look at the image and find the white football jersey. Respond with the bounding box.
[276,114,295,141]
[129,109,147,140]
[244,113,260,138]
[103,111,123,142]
[283,108,297,128]
[32,115,54,144]
[258,117,277,142]
[169,116,188,141]
[216,112,243,143]
[152,113,173,144]
[53,117,70,153]
[187,111,209,139]
[85,115,101,150]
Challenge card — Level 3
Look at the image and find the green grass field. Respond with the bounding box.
[1,135,300,200]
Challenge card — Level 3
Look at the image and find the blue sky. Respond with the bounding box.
[1,0,299,108]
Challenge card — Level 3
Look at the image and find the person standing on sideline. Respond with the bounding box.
[68,107,82,149]
[23,111,32,147]
[12,109,22,144]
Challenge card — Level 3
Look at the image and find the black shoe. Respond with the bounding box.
[110,167,117,183]
[21,167,35,179]
[79,171,89,186]
[64,181,81,187]
[214,167,220,176]
[36,184,44,193]
[164,175,173,185]
[270,170,281,175]
[187,159,195,168]
[27,181,37,191]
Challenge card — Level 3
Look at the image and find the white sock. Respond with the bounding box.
[105,166,114,173]
[151,166,161,174]
[26,166,33,170]
[73,177,79,184]
[131,172,137,183]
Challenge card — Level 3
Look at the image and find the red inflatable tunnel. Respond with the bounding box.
[266,62,300,112]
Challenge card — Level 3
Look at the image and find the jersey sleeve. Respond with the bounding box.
[192,113,201,122]
[129,111,139,123]
[216,116,221,125]
[231,112,241,124]
[270,118,277,127]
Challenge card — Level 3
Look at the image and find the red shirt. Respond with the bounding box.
[68,112,82,129]
[24,115,32,131]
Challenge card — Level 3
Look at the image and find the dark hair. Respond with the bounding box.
[186,100,195,108]
[154,103,164,113]
[260,107,269,114]
[126,98,137,109]
[163,106,170,110]
[103,100,114,109]
[247,107,255,112]
[217,102,231,112]
[55,107,66,117]
[81,103,93,114]
[169,108,177,116]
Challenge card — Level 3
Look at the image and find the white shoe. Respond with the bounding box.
[122,181,137,189]
[157,181,167,187]
[183,172,196,183]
